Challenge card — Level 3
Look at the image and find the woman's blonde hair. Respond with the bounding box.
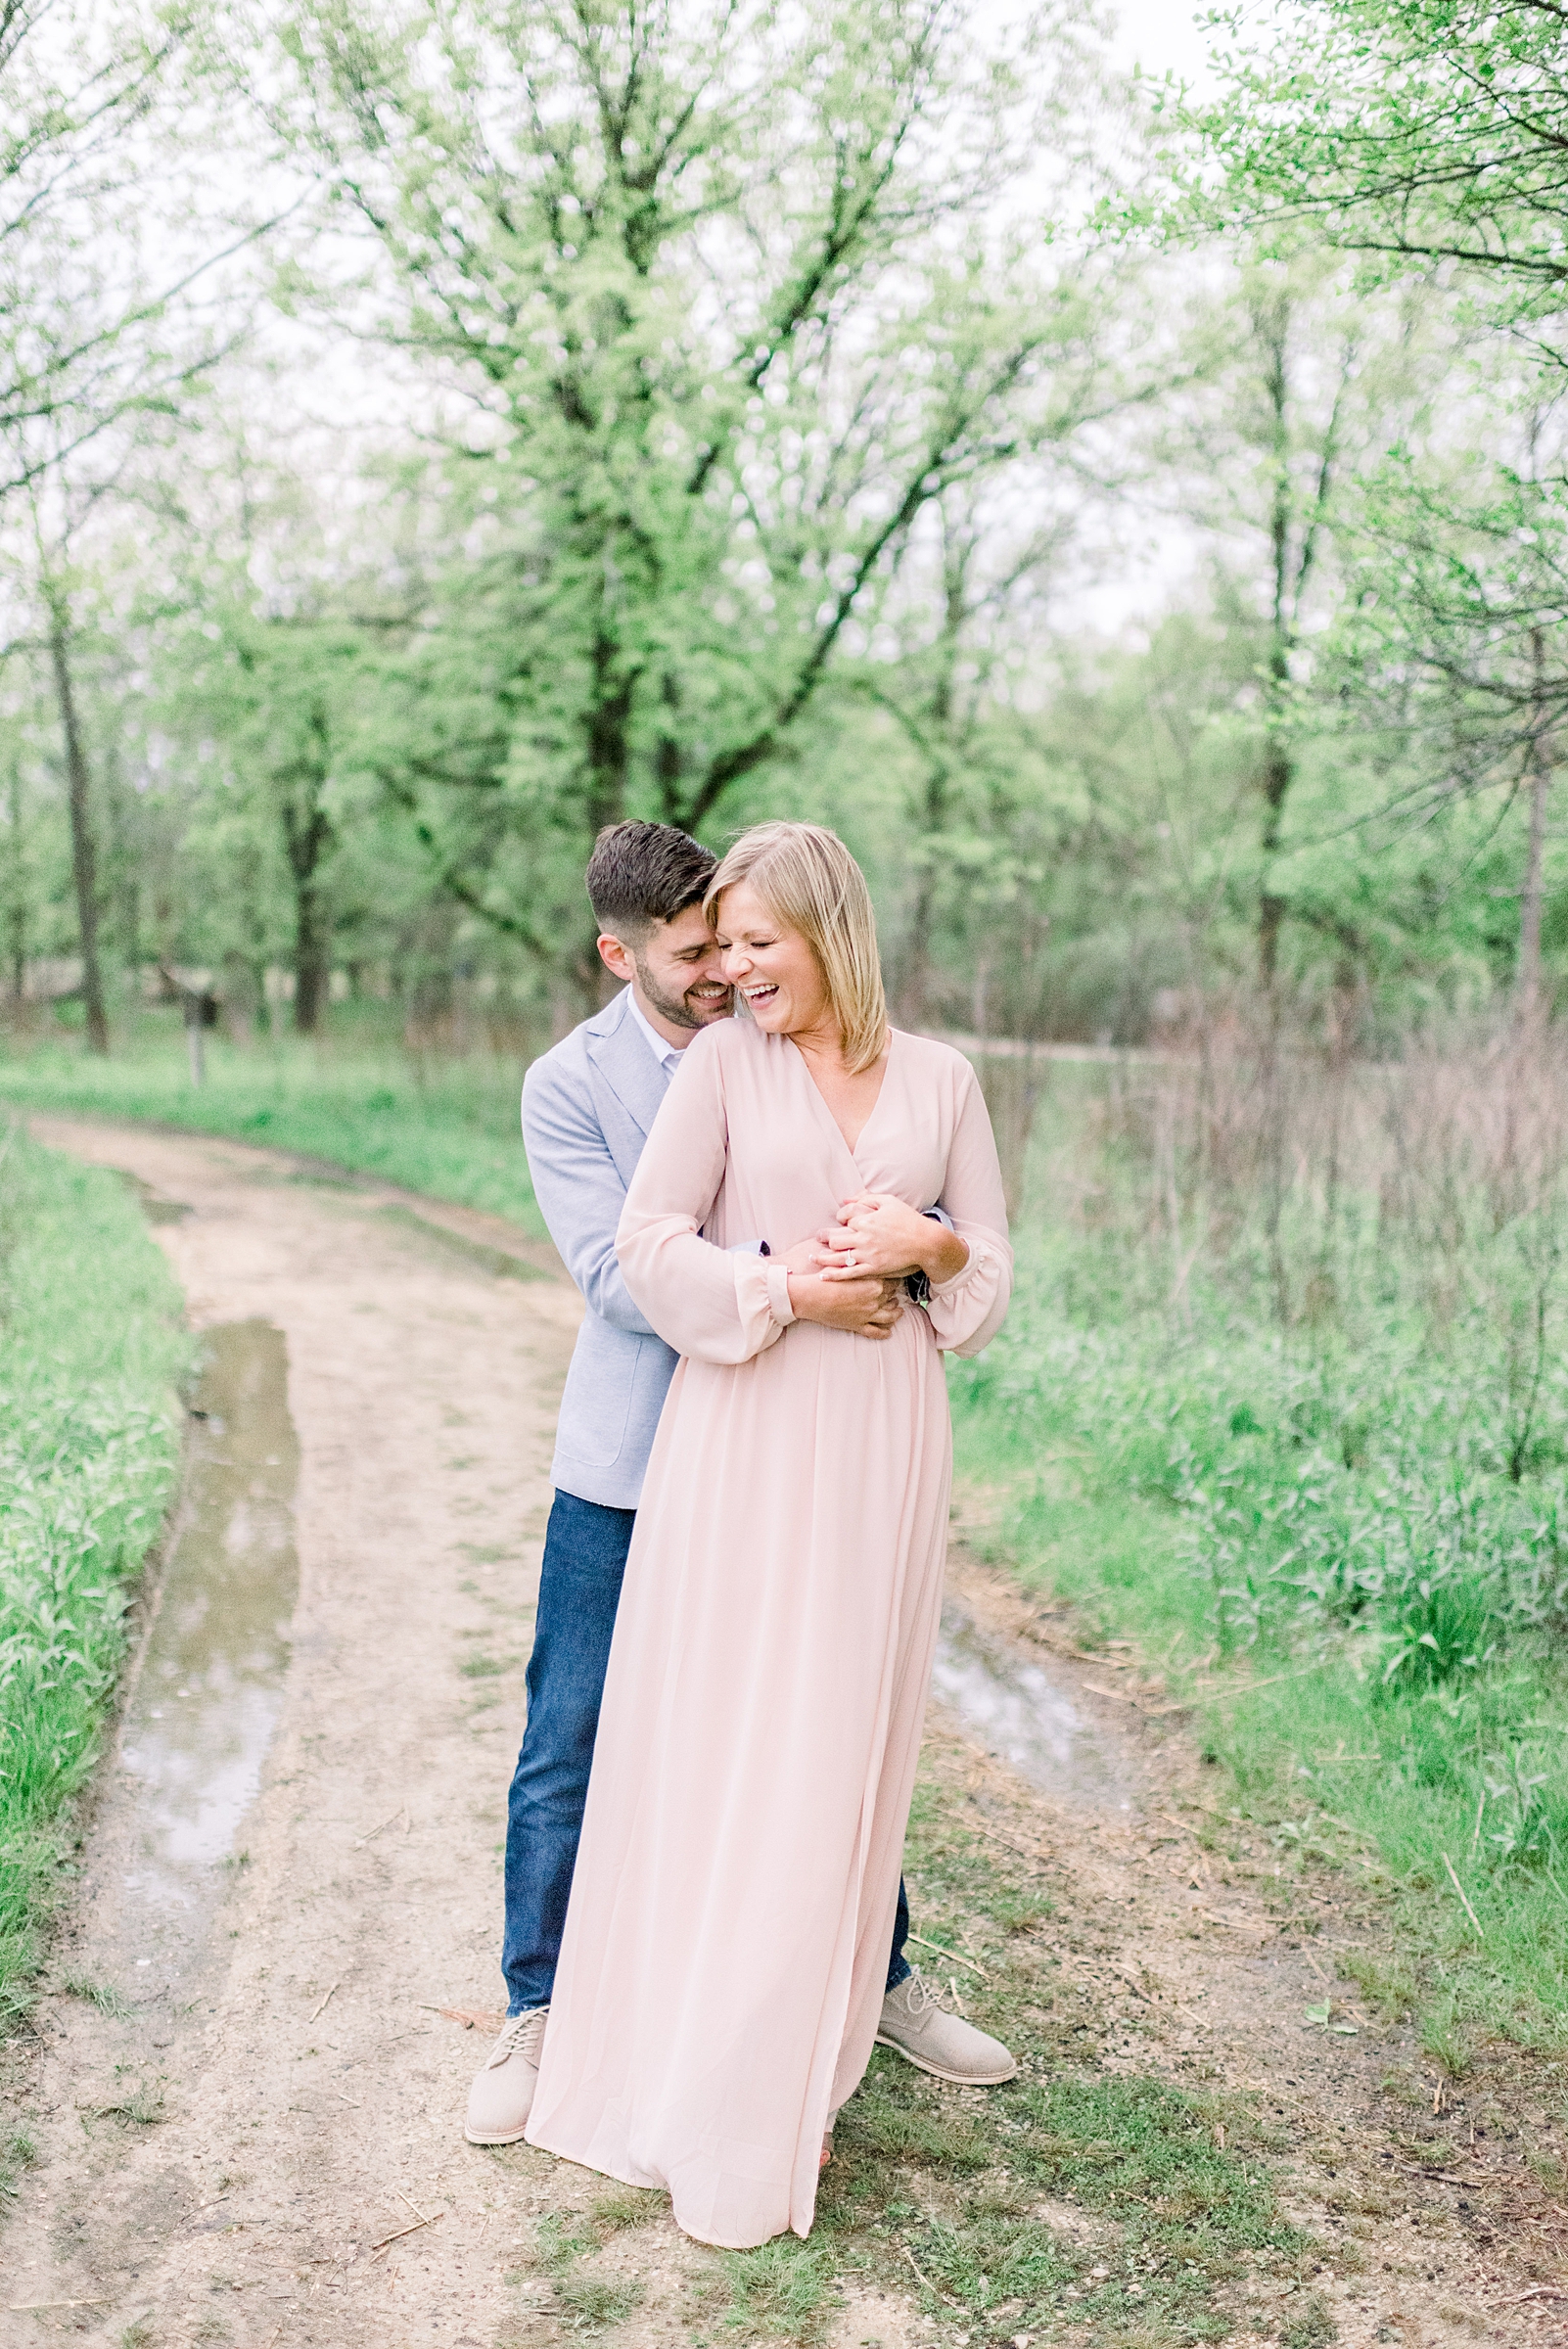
[704,822,889,1074]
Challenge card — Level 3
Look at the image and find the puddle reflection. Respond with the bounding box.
[115,1320,299,1981]
[933,1600,1130,1812]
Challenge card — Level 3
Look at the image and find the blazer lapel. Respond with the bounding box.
[586,988,669,1145]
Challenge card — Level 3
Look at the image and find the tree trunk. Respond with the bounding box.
[104,742,141,977]
[1258,721,1292,990]
[1258,298,1294,993]
[899,525,967,1028]
[1520,628,1554,1023]
[899,855,939,1030]
[4,761,23,1000]
[47,596,109,1054]
[294,875,332,1035]
[899,757,949,1028]
[279,709,336,1036]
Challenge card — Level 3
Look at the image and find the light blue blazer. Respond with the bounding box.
[521,988,682,1509]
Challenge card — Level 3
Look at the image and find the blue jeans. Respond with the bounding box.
[502,1489,912,2014]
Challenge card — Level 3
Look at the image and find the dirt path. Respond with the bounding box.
[0,1117,1559,2349]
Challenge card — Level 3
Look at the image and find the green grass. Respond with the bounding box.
[0,1121,191,2028]
[0,1023,1338,2341]
[16,1019,1556,2048]
[951,1228,1568,2053]
[0,1013,545,1235]
[13,1019,1556,2319]
[517,2198,660,2333]
[709,1753,1313,2347]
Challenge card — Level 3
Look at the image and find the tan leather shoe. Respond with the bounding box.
[464,2005,548,2144]
[876,1970,1017,2085]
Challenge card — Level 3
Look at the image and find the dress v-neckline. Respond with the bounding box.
[788,1030,896,1163]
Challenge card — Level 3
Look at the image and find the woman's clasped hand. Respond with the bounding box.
[816,1192,970,1286]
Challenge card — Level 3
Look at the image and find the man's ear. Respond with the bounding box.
[597,932,636,983]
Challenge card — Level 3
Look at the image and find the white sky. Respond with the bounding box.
[1107,0,1223,97]
[1048,0,1226,637]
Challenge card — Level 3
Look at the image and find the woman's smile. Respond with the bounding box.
[715,880,831,1038]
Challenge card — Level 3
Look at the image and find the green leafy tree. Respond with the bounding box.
[0,2,277,1049]
[1331,433,1568,1013]
[1154,251,1447,988]
[258,0,1126,1002]
[1194,0,1568,346]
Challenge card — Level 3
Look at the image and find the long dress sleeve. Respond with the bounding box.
[617,1028,795,1365]
[927,1065,1013,1358]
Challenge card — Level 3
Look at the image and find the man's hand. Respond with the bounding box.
[785,1267,903,1339]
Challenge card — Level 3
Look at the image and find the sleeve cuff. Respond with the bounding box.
[929,1239,978,1298]
[765,1260,797,1325]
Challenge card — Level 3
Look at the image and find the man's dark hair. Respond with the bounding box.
[586,821,716,939]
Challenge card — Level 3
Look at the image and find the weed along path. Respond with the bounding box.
[2,1115,1561,2349]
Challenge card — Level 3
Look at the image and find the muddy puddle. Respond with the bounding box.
[101,1319,299,2000]
[115,1169,193,1225]
[933,1600,1132,1813]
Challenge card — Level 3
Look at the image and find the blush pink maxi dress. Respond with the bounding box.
[525,1017,1011,2249]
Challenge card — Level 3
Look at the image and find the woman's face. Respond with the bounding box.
[714,881,831,1040]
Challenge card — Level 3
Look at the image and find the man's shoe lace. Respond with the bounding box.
[487,2005,548,2069]
[893,1966,957,2019]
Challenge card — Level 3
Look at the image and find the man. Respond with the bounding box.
[465,821,1016,2145]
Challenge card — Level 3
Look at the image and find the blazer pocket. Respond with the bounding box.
[556,1319,642,1470]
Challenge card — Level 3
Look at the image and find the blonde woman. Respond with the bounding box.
[525,822,1013,2248]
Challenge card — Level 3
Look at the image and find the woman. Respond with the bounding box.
[526,822,1011,2249]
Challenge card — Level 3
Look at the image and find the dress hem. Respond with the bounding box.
[524,2131,812,2250]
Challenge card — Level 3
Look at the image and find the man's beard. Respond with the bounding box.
[632,955,729,1032]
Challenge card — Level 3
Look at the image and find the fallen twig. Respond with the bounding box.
[1394,2161,1492,2188]
[1193,1661,1329,1703]
[1109,1960,1209,2029]
[1441,1851,1485,1939]
[418,2004,504,2031]
[308,1981,341,2023]
[371,2210,444,2255]
[1200,1910,1270,1936]
[945,1812,1047,1868]
[905,1932,988,1978]
[393,2186,431,2224]
[899,2240,960,2309]
[354,1811,400,1848]
[1493,2284,1567,2308]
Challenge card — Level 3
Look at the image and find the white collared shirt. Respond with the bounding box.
[625,986,688,1080]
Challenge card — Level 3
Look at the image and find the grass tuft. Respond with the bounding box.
[88,2085,165,2126]
[1282,2293,1337,2349]
[0,2127,35,2207]
[528,2210,648,2333]
[717,2238,834,2338]
[62,1975,131,2016]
